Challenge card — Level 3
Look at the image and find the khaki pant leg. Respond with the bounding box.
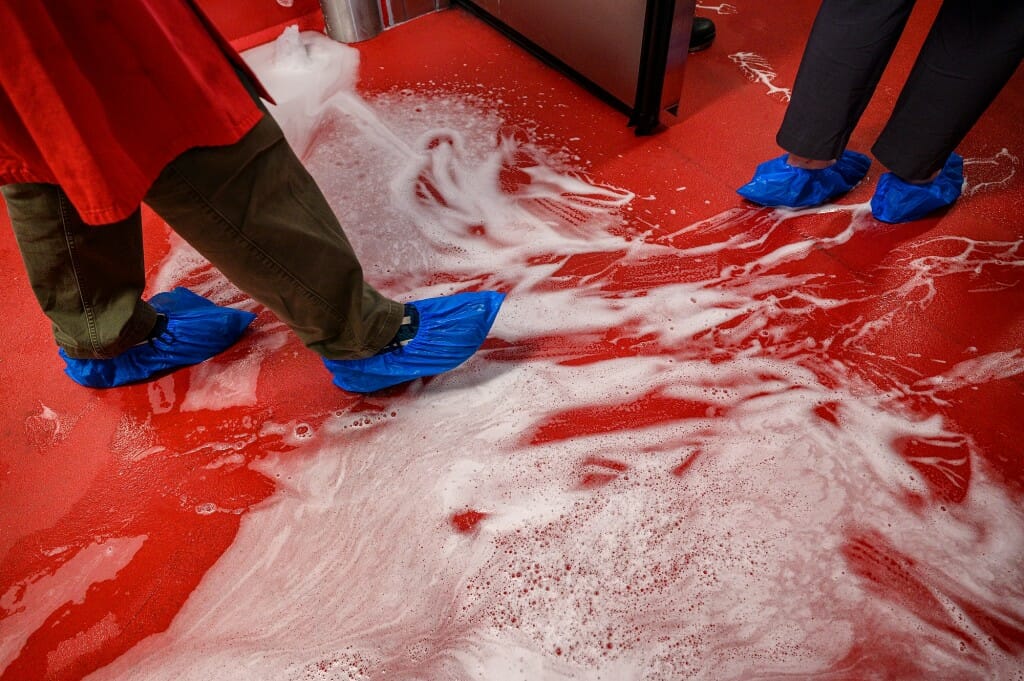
[143,113,403,360]
[1,183,157,358]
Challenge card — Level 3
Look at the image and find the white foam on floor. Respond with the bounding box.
[696,3,738,15]
[85,30,1024,681]
[728,52,792,102]
[0,536,146,671]
[22,402,77,450]
[963,148,1019,197]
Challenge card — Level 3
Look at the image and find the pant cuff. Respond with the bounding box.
[312,297,405,361]
[58,300,160,359]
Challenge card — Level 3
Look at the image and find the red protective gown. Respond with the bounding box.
[0,1,267,225]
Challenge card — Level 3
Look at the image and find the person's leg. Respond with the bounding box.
[1,183,157,358]
[738,0,915,208]
[143,112,405,361]
[870,0,1024,223]
[777,0,918,161]
[872,0,1024,182]
[2,182,256,387]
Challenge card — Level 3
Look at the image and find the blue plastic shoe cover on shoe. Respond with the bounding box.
[870,153,964,224]
[60,287,256,388]
[737,150,871,208]
[324,291,506,394]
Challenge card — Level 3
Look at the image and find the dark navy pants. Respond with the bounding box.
[777,0,1024,181]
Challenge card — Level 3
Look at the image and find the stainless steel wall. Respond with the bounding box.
[469,0,649,106]
[321,0,384,41]
[459,0,694,129]
[386,0,450,25]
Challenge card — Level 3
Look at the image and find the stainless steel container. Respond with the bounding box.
[319,0,384,42]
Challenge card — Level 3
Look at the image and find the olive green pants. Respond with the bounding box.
[2,112,403,360]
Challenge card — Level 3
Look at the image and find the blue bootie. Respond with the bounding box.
[60,287,256,388]
[737,150,872,208]
[324,291,505,393]
[870,153,963,224]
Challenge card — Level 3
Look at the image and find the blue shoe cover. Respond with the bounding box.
[737,150,871,208]
[324,291,505,393]
[60,287,256,388]
[870,153,964,224]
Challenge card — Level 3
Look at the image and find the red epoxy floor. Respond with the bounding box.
[2,3,1023,679]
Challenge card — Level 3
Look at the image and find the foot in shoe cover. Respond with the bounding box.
[60,287,256,388]
[737,150,871,208]
[324,291,505,394]
[870,153,963,224]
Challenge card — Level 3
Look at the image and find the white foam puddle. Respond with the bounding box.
[85,30,1023,681]
[1,537,146,672]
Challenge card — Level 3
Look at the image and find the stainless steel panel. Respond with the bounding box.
[320,0,384,42]
[459,0,694,126]
[387,0,450,24]
[493,0,649,106]
[661,0,695,115]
